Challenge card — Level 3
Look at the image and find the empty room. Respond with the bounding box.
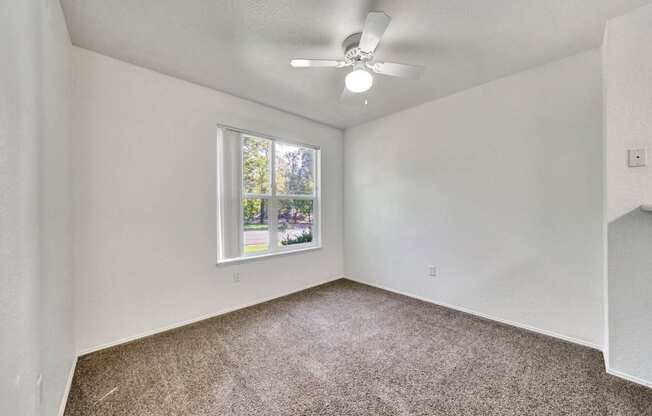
[3,0,652,415]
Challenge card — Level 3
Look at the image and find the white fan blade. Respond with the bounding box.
[359,11,391,53]
[370,62,424,80]
[340,87,368,107]
[290,59,346,68]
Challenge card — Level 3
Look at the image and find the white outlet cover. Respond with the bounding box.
[628,148,647,167]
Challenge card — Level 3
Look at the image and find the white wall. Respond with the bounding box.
[71,47,344,353]
[605,4,652,223]
[604,3,652,385]
[0,3,41,414]
[344,50,604,348]
[39,2,75,414]
[0,1,74,415]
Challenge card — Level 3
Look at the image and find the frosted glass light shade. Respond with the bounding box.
[345,68,373,93]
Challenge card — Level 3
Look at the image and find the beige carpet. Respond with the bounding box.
[64,279,652,415]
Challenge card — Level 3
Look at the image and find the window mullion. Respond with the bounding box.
[243,193,271,200]
[269,143,278,251]
[275,194,314,200]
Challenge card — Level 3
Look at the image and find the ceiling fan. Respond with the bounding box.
[289,11,424,101]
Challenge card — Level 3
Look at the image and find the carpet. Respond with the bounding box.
[64,279,652,415]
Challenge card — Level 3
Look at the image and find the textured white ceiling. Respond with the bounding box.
[60,0,651,128]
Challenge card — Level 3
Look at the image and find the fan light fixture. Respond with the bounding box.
[345,64,373,93]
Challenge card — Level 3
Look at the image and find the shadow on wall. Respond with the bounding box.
[608,208,652,383]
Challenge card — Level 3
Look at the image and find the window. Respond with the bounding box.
[217,126,321,263]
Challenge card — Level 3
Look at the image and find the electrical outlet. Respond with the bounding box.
[628,148,647,167]
[232,272,240,283]
[428,265,437,277]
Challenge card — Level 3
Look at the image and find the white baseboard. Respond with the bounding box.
[345,276,603,351]
[58,355,78,416]
[77,276,342,356]
[606,367,652,389]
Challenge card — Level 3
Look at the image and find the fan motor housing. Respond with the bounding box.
[342,32,370,62]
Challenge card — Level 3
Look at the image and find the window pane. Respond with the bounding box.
[243,136,271,195]
[277,199,314,247]
[275,143,315,195]
[243,199,269,254]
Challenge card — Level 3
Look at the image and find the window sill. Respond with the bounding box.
[216,245,322,265]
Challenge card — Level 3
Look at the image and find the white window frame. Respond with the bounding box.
[218,125,322,264]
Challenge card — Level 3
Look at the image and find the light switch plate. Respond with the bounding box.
[628,148,647,167]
